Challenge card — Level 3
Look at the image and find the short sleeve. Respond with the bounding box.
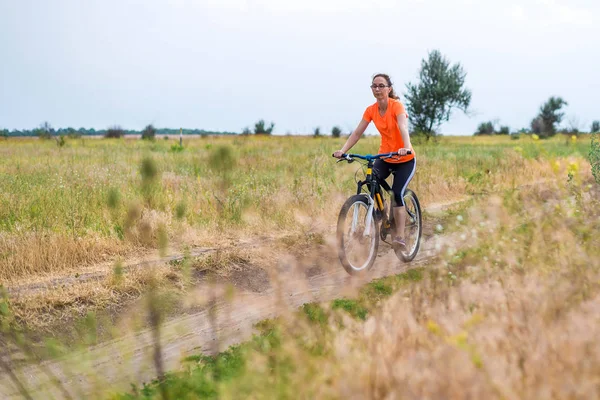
[392,100,407,118]
[362,106,373,122]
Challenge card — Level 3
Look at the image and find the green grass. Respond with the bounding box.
[302,302,329,326]
[113,316,296,400]
[0,135,591,239]
[331,298,368,320]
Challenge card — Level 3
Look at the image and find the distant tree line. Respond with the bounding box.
[240,120,345,138]
[0,123,238,138]
[474,97,599,138]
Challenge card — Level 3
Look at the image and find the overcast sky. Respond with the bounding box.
[1,0,598,135]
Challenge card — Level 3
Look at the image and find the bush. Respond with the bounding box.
[590,132,600,184]
[35,122,54,140]
[331,126,342,138]
[170,143,184,153]
[313,127,321,137]
[474,121,509,136]
[475,121,494,135]
[531,96,568,138]
[530,117,546,137]
[105,125,125,138]
[55,135,66,147]
[141,124,156,141]
[254,120,275,135]
[0,129,8,140]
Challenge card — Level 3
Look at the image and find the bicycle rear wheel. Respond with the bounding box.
[336,195,379,275]
[394,189,422,262]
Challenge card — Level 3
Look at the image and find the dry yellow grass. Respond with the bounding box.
[319,182,600,399]
[0,134,595,351]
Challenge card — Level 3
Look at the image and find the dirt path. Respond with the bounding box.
[0,225,461,400]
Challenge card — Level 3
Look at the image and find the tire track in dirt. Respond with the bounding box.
[4,236,280,296]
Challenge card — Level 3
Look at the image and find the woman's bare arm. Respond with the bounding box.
[397,113,411,150]
[333,119,370,157]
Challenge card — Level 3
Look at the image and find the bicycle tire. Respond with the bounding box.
[394,189,422,262]
[336,194,379,275]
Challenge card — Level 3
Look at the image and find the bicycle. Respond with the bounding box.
[334,152,422,275]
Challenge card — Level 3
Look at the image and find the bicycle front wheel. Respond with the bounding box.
[336,195,379,275]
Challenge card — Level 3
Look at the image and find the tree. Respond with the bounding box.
[591,120,600,133]
[498,126,510,135]
[241,127,251,135]
[0,129,8,139]
[474,121,494,135]
[105,125,125,138]
[404,50,471,140]
[474,120,509,136]
[313,127,321,137]
[531,96,568,138]
[141,124,156,141]
[35,121,54,139]
[254,119,275,135]
[530,117,544,135]
[331,126,342,138]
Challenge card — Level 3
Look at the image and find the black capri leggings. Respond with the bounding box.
[373,158,416,207]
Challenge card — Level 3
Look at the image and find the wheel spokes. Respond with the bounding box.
[342,201,376,270]
[401,194,421,258]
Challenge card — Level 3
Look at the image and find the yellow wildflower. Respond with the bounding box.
[568,161,579,174]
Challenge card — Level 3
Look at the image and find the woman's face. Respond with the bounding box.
[371,76,391,100]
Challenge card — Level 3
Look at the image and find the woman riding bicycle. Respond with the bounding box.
[333,73,416,250]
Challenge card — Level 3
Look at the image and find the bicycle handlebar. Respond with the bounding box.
[332,150,412,162]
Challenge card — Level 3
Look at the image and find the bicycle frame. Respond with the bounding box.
[340,152,398,237]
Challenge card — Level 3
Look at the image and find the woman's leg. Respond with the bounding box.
[373,159,392,183]
[391,158,416,242]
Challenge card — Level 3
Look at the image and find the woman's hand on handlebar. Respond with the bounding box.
[396,148,412,156]
[333,150,345,158]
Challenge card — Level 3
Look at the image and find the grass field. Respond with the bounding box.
[0,134,590,284]
[0,133,598,399]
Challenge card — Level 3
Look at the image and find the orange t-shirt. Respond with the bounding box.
[362,98,415,163]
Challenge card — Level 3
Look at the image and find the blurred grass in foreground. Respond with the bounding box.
[112,177,599,399]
